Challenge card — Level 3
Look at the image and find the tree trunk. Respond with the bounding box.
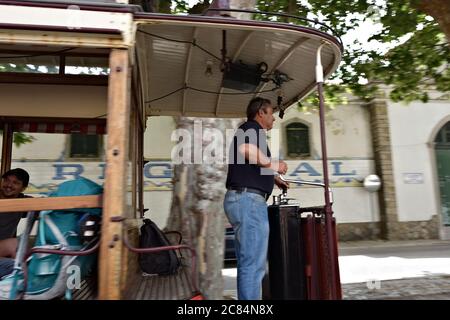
[168,117,241,299]
[167,0,256,301]
[416,0,450,42]
[228,0,257,19]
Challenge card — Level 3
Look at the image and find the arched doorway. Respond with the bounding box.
[435,121,450,231]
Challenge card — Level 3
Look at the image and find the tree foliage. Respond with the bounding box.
[0,131,36,148]
[257,0,450,103]
[12,132,36,147]
[144,0,449,105]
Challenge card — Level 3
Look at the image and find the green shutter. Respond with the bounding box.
[70,134,100,158]
[286,122,310,157]
[435,121,450,226]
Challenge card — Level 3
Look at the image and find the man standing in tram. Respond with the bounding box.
[224,97,289,300]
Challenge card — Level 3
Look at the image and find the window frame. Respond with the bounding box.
[66,133,104,161]
[283,120,311,159]
[435,121,450,149]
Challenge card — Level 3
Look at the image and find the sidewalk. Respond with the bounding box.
[340,239,450,299]
[223,239,450,300]
[338,239,450,250]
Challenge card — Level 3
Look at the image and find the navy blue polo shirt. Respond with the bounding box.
[226,120,274,194]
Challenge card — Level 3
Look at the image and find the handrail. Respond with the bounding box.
[202,8,343,49]
[25,241,100,258]
[164,231,183,245]
[121,228,200,294]
[17,240,101,300]
[0,195,103,213]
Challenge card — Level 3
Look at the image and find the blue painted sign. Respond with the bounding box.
[13,160,373,194]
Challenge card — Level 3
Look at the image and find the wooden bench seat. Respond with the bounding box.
[125,263,197,300]
[68,263,198,300]
[69,264,199,300]
[71,276,98,300]
[120,227,203,300]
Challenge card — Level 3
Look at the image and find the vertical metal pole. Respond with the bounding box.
[59,55,66,76]
[1,123,13,176]
[316,43,341,299]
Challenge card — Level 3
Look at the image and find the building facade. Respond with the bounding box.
[3,90,450,241]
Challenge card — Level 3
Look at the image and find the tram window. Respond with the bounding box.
[27,0,117,3]
[69,134,102,158]
[286,122,310,158]
[65,56,109,75]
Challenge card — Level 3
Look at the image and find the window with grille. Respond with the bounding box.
[286,122,310,157]
[70,134,102,158]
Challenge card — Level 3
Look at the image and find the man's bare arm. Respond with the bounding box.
[238,144,287,174]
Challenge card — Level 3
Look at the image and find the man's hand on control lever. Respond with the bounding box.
[274,174,289,190]
[270,160,287,175]
[273,159,289,191]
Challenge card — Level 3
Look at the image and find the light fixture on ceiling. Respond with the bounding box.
[205,60,213,77]
[222,61,267,92]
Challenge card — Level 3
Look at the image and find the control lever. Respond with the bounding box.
[280,186,296,202]
[273,184,297,205]
[278,175,333,204]
[281,186,288,198]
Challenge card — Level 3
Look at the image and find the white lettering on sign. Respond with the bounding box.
[403,173,424,184]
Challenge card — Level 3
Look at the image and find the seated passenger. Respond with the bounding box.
[0,168,30,258]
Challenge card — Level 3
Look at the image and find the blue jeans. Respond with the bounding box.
[223,190,269,300]
[0,258,14,279]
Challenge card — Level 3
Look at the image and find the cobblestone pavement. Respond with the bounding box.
[224,275,450,300]
[343,274,450,300]
[223,240,450,300]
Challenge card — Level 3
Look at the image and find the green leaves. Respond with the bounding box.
[256,0,450,104]
[187,0,210,14]
[301,84,350,113]
[0,132,36,148]
[370,23,449,102]
[376,1,421,42]
[13,133,36,147]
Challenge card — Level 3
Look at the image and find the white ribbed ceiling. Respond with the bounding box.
[135,15,342,118]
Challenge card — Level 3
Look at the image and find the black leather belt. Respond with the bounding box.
[228,187,269,200]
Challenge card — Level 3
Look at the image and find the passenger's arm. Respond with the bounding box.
[0,238,18,258]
